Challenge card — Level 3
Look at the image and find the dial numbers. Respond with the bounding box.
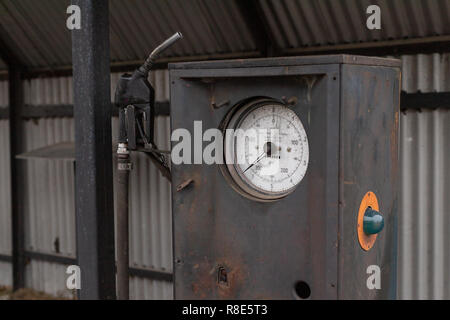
[235,105,308,193]
[223,99,309,201]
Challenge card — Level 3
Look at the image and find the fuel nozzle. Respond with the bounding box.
[115,32,183,110]
[115,32,183,148]
[138,32,183,75]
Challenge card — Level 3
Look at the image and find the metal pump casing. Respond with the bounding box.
[169,55,401,299]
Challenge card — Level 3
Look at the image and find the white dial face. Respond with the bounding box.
[224,100,309,200]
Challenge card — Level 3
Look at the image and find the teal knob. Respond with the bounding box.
[363,207,384,235]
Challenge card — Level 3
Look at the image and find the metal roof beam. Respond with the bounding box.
[236,0,279,57]
[283,35,450,57]
[0,23,26,68]
[401,91,450,111]
[0,37,17,67]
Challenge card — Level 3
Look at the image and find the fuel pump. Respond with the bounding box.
[114,32,183,300]
[169,55,400,299]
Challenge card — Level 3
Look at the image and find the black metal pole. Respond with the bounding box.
[116,143,130,300]
[9,65,25,291]
[71,0,116,300]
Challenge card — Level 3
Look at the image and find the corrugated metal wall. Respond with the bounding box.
[400,109,450,299]
[400,53,450,93]
[0,54,449,299]
[21,117,76,298]
[398,52,450,299]
[0,71,173,299]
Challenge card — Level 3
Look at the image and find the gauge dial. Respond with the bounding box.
[222,98,309,201]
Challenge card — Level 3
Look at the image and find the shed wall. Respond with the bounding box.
[0,54,449,299]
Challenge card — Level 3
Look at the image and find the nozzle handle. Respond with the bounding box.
[139,32,183,75]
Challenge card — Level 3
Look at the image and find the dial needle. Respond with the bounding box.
[243,152,266,173]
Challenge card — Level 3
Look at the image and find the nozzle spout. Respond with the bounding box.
[139,32,183,75]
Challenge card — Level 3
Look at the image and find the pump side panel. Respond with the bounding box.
[339,64,400,299]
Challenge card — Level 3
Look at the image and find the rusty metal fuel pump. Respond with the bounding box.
[114,32,182,299]
[169,55,400,300]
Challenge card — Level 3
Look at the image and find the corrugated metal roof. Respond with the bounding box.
[0,0,449,71]
[0,0,256,70]
[108,0,256,60]
[263,0,450,49]
[0,0,72,68]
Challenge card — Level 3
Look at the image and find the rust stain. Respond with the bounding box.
[216,260,247,299]
[188,246,248,299]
